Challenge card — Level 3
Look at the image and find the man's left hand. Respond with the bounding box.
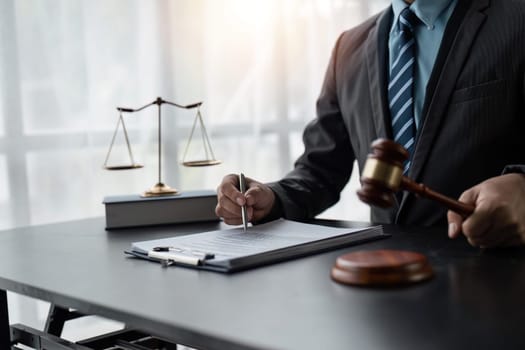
[447,173,525,248]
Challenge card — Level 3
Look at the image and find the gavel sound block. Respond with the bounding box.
[331,250,433,286]
[332,139,473,287]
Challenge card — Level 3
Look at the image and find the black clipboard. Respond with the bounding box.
[125,219,388,273]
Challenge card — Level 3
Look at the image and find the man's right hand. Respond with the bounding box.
[215,174,276,225]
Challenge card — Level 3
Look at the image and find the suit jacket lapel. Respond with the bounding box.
[366,9,393,140]
[398,0,490,215]
[366,8,403,212]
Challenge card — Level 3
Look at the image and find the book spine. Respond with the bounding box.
[105,195,219,229]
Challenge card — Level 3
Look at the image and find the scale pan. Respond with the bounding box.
[104,164,144,171]
[182,159,222,167]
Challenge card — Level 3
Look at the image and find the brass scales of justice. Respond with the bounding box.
[103,96,221,197]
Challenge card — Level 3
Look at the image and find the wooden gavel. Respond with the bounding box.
[356,139,474,217]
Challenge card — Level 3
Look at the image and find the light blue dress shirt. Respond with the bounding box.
[389,0,457,129]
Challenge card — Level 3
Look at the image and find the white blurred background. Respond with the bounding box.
[0,0,388,341]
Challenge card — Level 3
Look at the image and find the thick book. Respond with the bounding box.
[103,190,219,229]
[125,219,387,272]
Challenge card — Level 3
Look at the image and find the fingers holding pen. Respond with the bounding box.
[215,173,275,224]
[216,173,258,224]
[216,174,245,224]
[244,179,276,222]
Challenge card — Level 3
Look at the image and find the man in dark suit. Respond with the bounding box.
[216,0,525,248]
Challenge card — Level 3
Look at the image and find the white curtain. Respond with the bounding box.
[0,0,389,337]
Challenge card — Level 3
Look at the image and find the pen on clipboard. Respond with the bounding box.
[149,246,215,267]
[239,173,248,232]
[152,246,215,259]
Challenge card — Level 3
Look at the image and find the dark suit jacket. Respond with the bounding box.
[268,0,525,226]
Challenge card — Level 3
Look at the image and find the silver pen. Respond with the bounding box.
[239,173,248,232]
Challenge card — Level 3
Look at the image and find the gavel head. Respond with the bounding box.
[356,139,408,208]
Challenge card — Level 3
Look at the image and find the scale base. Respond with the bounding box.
[142,183,178,197]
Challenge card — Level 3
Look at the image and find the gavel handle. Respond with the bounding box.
[400,177,475,218]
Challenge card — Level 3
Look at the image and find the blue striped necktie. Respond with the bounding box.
[389,7,419,174]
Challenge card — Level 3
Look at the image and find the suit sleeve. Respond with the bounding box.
[503,165,525,175]
[500,75,525,175]
[265,33,355,221]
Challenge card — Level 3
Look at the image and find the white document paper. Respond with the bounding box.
[132,219,380,263]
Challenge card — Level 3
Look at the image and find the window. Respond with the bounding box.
[3,0,388,230]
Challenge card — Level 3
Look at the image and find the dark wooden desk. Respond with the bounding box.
[0,218,524,350]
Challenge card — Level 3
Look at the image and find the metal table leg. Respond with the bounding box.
[0,289,11,348]
[45,304,84,337]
